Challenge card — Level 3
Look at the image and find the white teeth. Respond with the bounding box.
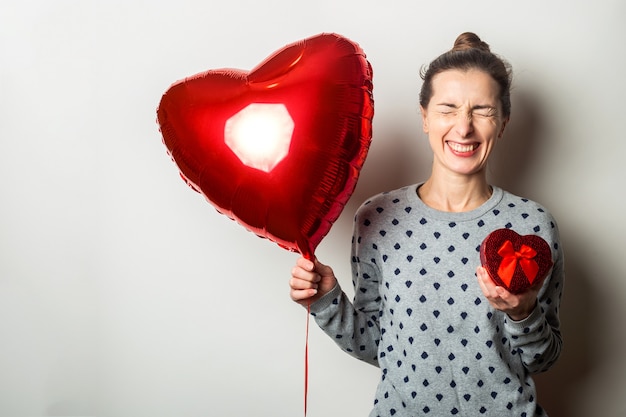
[448,142,476,153]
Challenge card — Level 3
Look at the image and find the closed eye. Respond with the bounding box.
[436,103,458,115]
[472,106,497,118]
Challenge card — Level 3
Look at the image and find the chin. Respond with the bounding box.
[449,165,487,177]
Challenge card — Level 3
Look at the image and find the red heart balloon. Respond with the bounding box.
[480,228,553,294]
[157,33,374,259]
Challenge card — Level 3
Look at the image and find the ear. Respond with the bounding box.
[498,116,509,139]
[420,105,429,133]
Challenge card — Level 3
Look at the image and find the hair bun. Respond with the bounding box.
[452,32,491,53]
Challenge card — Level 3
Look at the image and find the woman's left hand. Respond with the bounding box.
[476,266,542,321]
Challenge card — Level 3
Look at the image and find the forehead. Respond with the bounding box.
[430,69,500,105]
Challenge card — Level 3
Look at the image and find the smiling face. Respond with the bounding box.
[420,68,508,179]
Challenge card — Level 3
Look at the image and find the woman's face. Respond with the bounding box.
[420,68,508,178]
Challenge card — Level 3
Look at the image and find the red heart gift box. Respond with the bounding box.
[479,228,553,294]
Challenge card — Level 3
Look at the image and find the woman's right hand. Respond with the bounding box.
[289,256,337,307]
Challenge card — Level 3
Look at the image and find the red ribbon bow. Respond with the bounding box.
[497,240,539,286]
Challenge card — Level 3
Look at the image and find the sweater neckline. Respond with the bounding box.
[405,183,504,222]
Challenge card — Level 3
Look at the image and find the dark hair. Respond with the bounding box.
[419,32,512,118]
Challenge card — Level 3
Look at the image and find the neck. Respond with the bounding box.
[418,172,492,212]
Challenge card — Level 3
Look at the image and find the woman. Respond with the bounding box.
[290,32,564,417]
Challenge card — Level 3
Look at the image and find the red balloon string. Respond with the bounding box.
[304,300,311,416]
[301,250,315,416]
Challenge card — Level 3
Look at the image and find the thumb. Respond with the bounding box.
[313,258,334,277]
[313,258,331,275]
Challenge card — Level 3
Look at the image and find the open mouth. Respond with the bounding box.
[447,141,479,154]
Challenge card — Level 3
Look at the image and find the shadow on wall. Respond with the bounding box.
[486,89,600,417]
[345,89,603,417]
[349,116,431,211]
[488,88,548,198]
[533,237,599,417]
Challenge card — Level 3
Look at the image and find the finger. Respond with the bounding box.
[476,267,494,295]
[291,264,320,282]
[290,288,318,302]
[296,256,315,272]
[495,285,509,300]
[476,265,487,278]
[313,258,333,276]
[476,271,488,295]
[289,275,319,290]
[478,269,509,306]
[477,266,495,284]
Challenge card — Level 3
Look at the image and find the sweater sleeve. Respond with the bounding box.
[309,278,381,367]
[505,223,565,374]
[308,209,383,367]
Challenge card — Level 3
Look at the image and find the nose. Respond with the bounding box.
[455,111,474,137]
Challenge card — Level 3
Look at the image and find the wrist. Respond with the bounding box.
[508,299,537,322]
[508,311,530,322]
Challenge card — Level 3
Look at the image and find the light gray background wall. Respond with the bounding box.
[1,1,624,416]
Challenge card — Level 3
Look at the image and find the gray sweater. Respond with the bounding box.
[310,184,564,417]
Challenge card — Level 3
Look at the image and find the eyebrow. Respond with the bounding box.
[435,102,497,110]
